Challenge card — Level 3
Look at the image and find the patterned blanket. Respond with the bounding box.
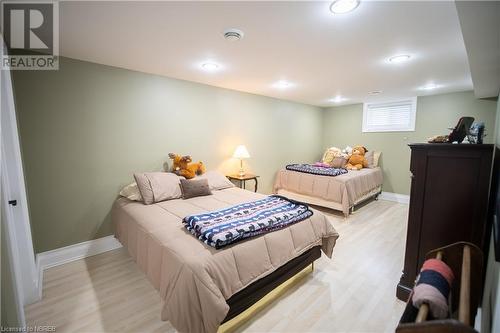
[183,195,313,249]
[286,164,348,176]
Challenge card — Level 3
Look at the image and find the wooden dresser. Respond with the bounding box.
[397,143,493,301]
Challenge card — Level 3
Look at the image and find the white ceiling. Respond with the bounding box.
[60,1,473,107]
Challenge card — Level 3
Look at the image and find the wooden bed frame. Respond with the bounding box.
[218,246,321,332]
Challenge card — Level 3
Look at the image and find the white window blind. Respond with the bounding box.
[362,97,417,132]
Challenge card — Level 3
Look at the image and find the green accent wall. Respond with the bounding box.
[12,56,498,254]
[322,91,497,195]
[12,57,324,253]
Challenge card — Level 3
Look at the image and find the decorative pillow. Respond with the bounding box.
[373,151,382,167]
[119,182,143,201]
[364,151,382,168]
[321,147,342,165]
[134,172,183,205]
[180,179,212,199]
[321,149,336,164]
[196,170,234,190]
[321,147,341,164]
[313,162,331,168]
[331,157,348,168]
[365,151,374,168]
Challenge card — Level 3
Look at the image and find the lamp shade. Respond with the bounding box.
[233,145,250,159]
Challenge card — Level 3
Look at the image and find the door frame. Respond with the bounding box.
[1,181,27,326]
[1,38,40,319]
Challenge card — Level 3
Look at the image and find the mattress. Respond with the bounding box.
[274,167,383,216]
[112,187,338,333]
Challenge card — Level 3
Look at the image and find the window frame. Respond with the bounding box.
[362,97,417,133]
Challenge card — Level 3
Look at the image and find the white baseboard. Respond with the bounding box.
[474,307,481,332]
[35,235,122,300]
[37,235,122,272]
[379,191,410,204]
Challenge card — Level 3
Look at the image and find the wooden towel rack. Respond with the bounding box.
[397,242,483,333]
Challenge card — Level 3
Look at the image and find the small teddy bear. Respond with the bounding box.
[342,146,353,156]
[168,153,206,179]
[345,146,368,170]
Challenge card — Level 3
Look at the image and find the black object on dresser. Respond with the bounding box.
[396,143,493,301]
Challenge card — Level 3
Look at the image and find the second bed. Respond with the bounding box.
[274,167,383,216]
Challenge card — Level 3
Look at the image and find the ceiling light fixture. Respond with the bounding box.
[329,96,347,103]
[223,28,244,41]
[272,80,293,89]
[388,54,411,64]
[200,62,220,72]
[330,0,360,14]
[368,90,382,96]
[419,83,441,91]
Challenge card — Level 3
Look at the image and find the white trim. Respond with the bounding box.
[379,191,410,204]
[37,235,122,272]
[1,38,39,309]
[474,307,481,332]
[1,185,26,326]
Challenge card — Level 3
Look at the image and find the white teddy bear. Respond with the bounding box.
[342,146,353,157]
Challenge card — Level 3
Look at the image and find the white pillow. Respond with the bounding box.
[119,182,143,201]
[197,171,234,190]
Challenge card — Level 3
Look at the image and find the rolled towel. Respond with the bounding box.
[412,284,449,319]
[417,270,451,297]
[412,259,454,319]
[422,259,455,286]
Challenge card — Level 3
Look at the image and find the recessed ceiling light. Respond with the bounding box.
[223,28,244,41]
[330,0,360,14]
[419,83,441,91]
[388,54,412,64]
[200,62,220,72]
[368,90,382,95]
[272,80,293,89]
[329,96,348,103]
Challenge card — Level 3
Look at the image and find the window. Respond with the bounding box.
[362,97,417,132]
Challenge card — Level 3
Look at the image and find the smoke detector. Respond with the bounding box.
[223,28,244,41]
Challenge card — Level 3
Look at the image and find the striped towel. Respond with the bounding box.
[183,195,313,249]
[412,259,455,319]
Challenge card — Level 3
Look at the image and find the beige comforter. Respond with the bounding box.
[113,187,338,333]
[274,167,383,215]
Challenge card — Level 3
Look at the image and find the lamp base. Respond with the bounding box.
[238,159,246,177]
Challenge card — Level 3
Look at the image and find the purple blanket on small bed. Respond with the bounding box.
[286,164,348,176]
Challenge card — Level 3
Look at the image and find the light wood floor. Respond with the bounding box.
[25,199,408,332]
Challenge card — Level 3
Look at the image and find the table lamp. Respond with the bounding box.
[233,145,250,177]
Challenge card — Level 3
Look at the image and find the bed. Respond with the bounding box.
[274,167,383,217]
[112,186,338,333]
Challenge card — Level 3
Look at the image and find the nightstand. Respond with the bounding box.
[227,174,259,192]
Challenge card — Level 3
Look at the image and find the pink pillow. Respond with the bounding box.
[313,162,331,168]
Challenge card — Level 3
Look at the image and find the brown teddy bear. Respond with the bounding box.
[168,153,206,179]
[345,146,368,170]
